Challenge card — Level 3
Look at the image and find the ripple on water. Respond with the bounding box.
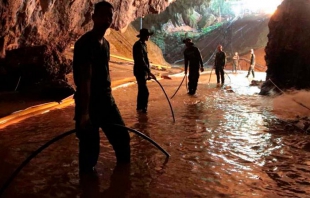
[1,73,310,197]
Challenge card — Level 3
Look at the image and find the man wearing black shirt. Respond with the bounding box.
[183,38,204,95]
[133,28,156,113]
[214,45,226,85]
[73,1,130,175]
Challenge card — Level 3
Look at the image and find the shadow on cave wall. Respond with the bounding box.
[0,45,74,101]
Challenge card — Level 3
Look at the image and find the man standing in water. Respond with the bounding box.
[214,45,226,86]
[73,1,130,175]
[232,52,239,73]
[246,48,255,78]
[183,38,204,95]
[133,28,156,113]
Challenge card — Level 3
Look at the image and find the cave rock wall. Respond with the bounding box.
[0,0,174,90]
[261,0,310,94]
[0,0,174,56]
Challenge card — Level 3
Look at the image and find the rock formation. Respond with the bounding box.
[1,0,310,95]
[0,0,175,91]
[261,0,310,95]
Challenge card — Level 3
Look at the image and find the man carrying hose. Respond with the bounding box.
[133,28,156,113]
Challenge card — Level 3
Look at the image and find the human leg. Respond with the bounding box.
[250,65,255,77]
[188,74,195,94]
[215,67,220,84]
[232,62,236,73]
[189,72,199,94]
[76,124,100,173]
[187,76,191,93]
[219,67,225,84]
[101,103,131,164]
[136,77,149,111]
[246,66,251,77]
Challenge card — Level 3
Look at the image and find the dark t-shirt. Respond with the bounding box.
[184,46,202,69]
[214,51,226,68]
[73,31,113,115]
[184,45,203,72]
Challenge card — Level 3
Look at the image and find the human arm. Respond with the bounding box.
[223,52,227,68]
[213,53,217,69]
[79,66,91,128]
[197,48,204,72]
[73,41,92,130]
[183,50,189,74]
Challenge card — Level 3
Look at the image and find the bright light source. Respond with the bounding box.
[229,0,282,16]
[244,0,282,15]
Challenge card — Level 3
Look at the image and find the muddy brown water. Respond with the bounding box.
[1,71,310,198]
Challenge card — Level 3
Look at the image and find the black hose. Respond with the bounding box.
[14,76,21,91]
[112,124,170,157]
[170,75,186,99]
[0,125,170,196]
[224,70,231,82]
[153,79,176,123]
[208,69,213,84]
[0,129,75,197]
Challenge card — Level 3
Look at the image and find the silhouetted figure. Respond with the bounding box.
[183,38,204,95]
[73,1,130,175]
[214,45,226,85]
[232,52,239,73]
[246,49,255,78]
[133,28,156,113]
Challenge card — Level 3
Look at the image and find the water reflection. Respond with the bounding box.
[79,164,131,198]
[1,72,310,197]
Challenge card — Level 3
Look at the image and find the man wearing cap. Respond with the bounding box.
[214,44,226,85]
[183,38,204,95]
[133,28,156,113]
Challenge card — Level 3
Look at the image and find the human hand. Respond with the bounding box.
[200,67,204,72]
[147,73,156,80]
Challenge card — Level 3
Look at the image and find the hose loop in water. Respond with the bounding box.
[0,124,170,196]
